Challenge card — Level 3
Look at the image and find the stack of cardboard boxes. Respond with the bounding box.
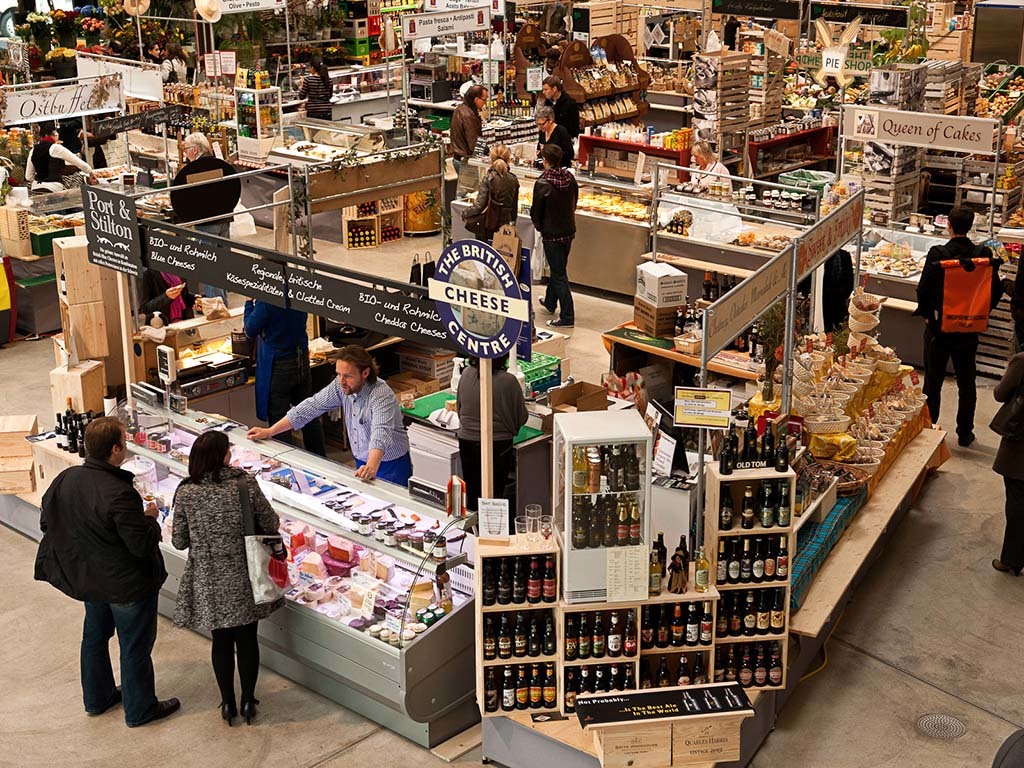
[633,261,687,338]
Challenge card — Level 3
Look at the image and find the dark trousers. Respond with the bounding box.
[211,621,260,708]
[82,592,159,726]
[922,323,979,439]
[1002,477,1024,570]
[459,438,515,513]
[268,351,326,457]
[542,239,574,324]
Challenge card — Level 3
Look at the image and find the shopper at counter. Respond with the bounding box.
[25,121,95,194]
[535,106,574,168]
[450,85,487,169]
[172,431,285,726]
[541,76,580,140]
[161,41,188,84]
[531,143,578,328]
[915,207,1003,447]
[692,141,732,193]
[461,143,520,240]
[298,57,334,121]
[992,351,1024,577]
[457,355,529,513]
[138,269,197,325]
[244,299,326,457]
[247,345,412,485]
[34,417,180,727]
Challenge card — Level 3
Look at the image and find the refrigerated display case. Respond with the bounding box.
[551,410,653,604]
[124,401,479,747]
[235,86,283,162]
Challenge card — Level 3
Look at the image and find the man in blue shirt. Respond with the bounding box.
[246,345,412,486]
[243,300,326,457]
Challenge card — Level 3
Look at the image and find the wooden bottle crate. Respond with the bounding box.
[53,235,104,305]
[50,360,107,415]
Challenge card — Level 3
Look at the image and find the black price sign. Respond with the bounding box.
[92,105,188,140]
[576,685,752,729]
[810,1,908,27]
[81,186,144,278]
[711,0,801,20]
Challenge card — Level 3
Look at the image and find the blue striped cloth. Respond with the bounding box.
[790,488,868,612]
[287,378,409,463]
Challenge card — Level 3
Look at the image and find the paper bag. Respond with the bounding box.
[492,224,522,274]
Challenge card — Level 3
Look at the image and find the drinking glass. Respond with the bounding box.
[525,504,543,543]
[514,516,528,543]
[539,515,554,540]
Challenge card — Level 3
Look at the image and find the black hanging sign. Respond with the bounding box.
[711,0,801,21]
[81,186,144,278]
[575,684,753,729]
[810,1,908,27]
[92,105,188,140]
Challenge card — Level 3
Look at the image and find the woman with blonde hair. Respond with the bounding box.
[692,140,732,193]
[462,143,520,241]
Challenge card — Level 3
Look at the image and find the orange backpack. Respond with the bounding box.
[939,257,994,334]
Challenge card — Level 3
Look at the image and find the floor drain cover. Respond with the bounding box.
[916,714,967,741]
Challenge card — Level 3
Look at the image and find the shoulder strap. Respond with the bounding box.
[237,474,255,536]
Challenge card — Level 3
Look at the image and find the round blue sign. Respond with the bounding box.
[432,239,526,359]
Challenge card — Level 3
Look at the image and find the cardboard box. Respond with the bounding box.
[542,381,607,431]
[637,261,688,307]
[398,346,457,383]
[50,360,107,415]
[388,371,440,397]
[633,296,679,338]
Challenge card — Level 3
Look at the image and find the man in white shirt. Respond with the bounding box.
[25,121,95,194]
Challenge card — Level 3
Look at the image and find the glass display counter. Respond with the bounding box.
[450,159,652,295]
[127,402,478,747]
[270,119,388,167]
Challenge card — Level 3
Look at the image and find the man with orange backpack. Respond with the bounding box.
[915,207,1004,447]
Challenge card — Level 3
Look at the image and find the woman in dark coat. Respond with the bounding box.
[992,351,1024,576]
[461,143,520,240]
[172,431,284,725]
[138,269,197,325]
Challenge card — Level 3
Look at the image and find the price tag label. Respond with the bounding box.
[360,588,379,619]
[385,612,403,634]
[337,594,352,616]
[526,66,544,92]
[911,371,920,385]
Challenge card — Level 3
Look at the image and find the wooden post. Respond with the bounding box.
[479,357,494,498]
[116,272,136,408]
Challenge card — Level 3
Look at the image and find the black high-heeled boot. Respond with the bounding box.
[221,702,238,726]
[240,699,259,725]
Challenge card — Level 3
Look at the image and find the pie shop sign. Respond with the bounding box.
[428,239,528,358]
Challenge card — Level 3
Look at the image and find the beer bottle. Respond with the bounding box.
[764,537,777,580]
[760,422,774,463]
[656,656,671,687]
[677,654,692,686]
[720,437,734,475]
[497,559,512,605]
[774,437,789,472]
[716,540,728,584]
[623,610,638,657]
[641,606,654,649]
[543,612,557,655]
[693,652,708,685]
[777,536,789,579]
[757,591,770,633]
[608,663,621,691]
[572,446,587,494]
[607,611,622,657]
[639,659,653,689]
[602,496,617,546]
[716,594,730,637]
[776,481,791,527]
[728,593,743,636]
[564,668,578,712]
[498,614,512,659]
[513,612,527,657]
[740,539,753,583]
[542,555,557,603]
[615,498,630,546]
[656,605,670,648]
[720,491,735,530]
[725,645,738,682]
[542,663,557,708]
[770,588,786,634]
[579,665,593,694]
[483,616,497,660]
[571,497,588,549]
[529,664,543,708]
[741,485,755,528]
[752,537,765,582]
[695,546,710,592]
[655,531,668,576]
[578,613,592,659]
[624,445,640,490]
[702,270,712,301]
[743,591,758,636]
[743,419,759,462]
[760,488,775,529]
[512,557,527,604]
[768,641,783,687]
[628,498,642,546]
[592,613,606,658]
[753,644,768,687]
[649,548,663,596]
[593,665,607,692]
[528,614,541,657]
[484,668,498,712]
[623,664,636,689]
[670,604,685,646]
[482,560,496,606]
[738,646,754,687]
[700,601,713,645]
[527,556,541,603]
[501,666,516,711]
[588,496,603,548]
[685,602,700,647]
[727,539,741,584]
[565,614,579,660]
[515,666,529,709]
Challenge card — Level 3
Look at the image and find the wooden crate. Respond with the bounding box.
[672,712,746,765]
[343,216,380,250]
[0,455,34,494]
[593,723,672,768]
[50,360,106,416]
[59,298,110,360]
[379,210,404,243]
[53,235,103,305]
[0,205,29,240]
[1,236,32,259]
[0,415,38,459]
[927,29,972,61]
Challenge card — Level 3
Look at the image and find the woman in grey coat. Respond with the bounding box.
[172,431,284,725]
[993,351,1024,576]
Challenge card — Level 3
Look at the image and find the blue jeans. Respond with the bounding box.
[82,592,160,726]
[355,453,413,487]
[542,239,574,324]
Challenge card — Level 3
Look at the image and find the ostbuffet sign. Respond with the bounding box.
[1,75,123,125]
[845,108,999,155]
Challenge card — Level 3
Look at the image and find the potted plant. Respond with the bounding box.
[757,299,786,403]
[26,12,52,55]
[46,46,78,78]
[81,17,105,46]
[51,10,81,50]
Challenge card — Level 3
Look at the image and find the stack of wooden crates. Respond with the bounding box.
[693,51,751,162]
[738,28,784,129]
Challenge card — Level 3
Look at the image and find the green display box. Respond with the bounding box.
[31,227,75,257]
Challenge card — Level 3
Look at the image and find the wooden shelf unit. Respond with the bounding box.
[475,536,562,718]
[703,461,796,691]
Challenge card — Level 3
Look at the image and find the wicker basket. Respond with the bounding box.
[877,358,902,374]
[848,313,880,333]
[848,458,881,476]
[804,415,852,434]
[817,459,871,495]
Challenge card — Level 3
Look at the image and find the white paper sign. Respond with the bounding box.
[765,29,791,56]
[607,546,647,602]
[220,0,285,13]
[483,59,501,86]
[478,498,510,542]
[424,0,505,16]
[634,151,647,186]
[385,611,403,634]
[402,5,491,39]
[526,66,544,92]
[204,52,220,77]
[76,53,162,102]
[1,75,124,126]
[360,588,379,619]
[652,430,676,477]
[843,108,999,155]
[219,50,237,75]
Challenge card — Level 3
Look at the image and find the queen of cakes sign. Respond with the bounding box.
[428,239,529,359]
[844,108,998,155]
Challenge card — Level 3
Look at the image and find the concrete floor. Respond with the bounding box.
[1,231,1022,767]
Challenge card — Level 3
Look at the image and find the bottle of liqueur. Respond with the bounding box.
[694,547,710,592]
[649,547,663,596]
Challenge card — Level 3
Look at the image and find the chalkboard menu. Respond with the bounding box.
[81,186,144,278]
[92,105,188,140]
[810,1,908,27]
[575,684,752,729]
[711,0,801,21]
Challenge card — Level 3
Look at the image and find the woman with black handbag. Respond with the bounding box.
[991,351,1024,575]
[172,432,285,724]
[462,144,520,241]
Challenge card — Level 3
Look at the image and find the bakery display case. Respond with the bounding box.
[126,401,478,747]
[270,120,387,167]
[450,159,652,295]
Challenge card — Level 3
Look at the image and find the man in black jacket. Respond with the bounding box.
[35,417,180,727]
[542,76,580,140]
[531,143,579,328]
[915,207,1004,446]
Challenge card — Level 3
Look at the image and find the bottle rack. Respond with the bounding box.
[703,461,795,692]
[475,536,562,718]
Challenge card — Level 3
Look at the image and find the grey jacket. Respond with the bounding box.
[994,353,1024,480]
[172,468,283,631]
